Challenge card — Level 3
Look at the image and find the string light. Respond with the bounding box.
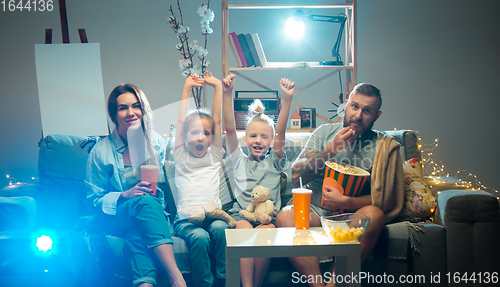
[5,174,37,186]
[419,136,499,198]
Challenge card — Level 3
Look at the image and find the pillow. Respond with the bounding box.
[402,158,436,218]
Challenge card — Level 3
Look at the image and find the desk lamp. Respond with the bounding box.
[286,10,347,65]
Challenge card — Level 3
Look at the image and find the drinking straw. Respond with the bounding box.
[299,177,303,188]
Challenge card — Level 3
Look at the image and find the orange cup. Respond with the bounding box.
[292,188,312,229]
[322,177,345,205]
[140,165,159,196]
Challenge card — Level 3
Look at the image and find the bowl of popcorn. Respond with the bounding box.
[320,213,370,242]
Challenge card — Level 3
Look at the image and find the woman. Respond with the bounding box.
[85,84,186,287]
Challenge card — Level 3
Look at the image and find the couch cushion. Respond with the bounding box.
[380,130,422,162]
[38,134,100,229]
[402,158,436,218]
[0,196,37,230]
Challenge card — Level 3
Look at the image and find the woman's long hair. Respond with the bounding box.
[107,84,158,167]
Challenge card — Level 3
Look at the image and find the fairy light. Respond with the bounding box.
[5,174,37,186]
[419,136,499,196]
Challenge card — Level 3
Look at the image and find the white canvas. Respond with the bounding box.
[35,43,108,136]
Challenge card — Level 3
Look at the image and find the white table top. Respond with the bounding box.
[226,227,360,248]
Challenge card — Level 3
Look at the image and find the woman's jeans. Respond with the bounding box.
[91,195,174,287]
[174,215,228,287]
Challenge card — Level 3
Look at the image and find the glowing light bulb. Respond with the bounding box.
[36,235,53,253]
[285,14,305,39]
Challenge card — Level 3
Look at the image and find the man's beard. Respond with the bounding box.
[342,117,375,139]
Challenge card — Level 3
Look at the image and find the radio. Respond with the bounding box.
[234,91,280,130]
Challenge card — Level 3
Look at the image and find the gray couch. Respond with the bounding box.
[1,130,498,286]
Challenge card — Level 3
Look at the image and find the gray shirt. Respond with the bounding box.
[301,123,378,212]
[228,147,287,217]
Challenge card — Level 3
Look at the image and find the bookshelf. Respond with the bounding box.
[222,1,356,93]
[221,1,357,124]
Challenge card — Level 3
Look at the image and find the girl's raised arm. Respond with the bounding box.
[175,74,204,150]
[222,74,238,155]
[274,78,295,159]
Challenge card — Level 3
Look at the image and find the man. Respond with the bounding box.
[275,83,405,287]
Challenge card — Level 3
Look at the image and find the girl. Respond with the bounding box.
[222,74,295,287]
[172,72,228,287]
[85,84,186,287]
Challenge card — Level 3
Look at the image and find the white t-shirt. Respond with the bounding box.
[173,145,225,213]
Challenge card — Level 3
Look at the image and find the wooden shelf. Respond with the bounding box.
[236,128,315,133]
[228,4,354,9]
[229,62,354,71]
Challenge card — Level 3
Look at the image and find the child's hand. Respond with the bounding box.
[222,74,236,94]
[184,74,205,89]
[279,78,295,100]
[203,71,221,87]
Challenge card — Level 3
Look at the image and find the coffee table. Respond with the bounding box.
[225,227,361,287]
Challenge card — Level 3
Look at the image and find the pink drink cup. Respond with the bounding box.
[140,165,159,196]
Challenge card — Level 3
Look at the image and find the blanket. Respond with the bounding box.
[371,133,406,223]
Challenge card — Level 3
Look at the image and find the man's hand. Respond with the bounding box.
[279,78,295,100]
[326,126,357,155]
[322,185,346,210]
[120,182,153,199]
[203,71,221,87]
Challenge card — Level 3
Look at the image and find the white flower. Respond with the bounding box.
[197,4,207,16]
[189,40,199,49]
[409,180,426,192]
[177,26,190,34]
[200,19,210,27]
[168,15,176,23]
[197,47,208,57]
[175,43,183,50]
[203,60,210,68]
[201,26,213,35]
[182,70,190,77]
[183,59,192,67]
[203,9,215,22]
[178,59,184,70]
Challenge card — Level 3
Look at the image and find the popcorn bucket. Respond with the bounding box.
[323,161,370,213]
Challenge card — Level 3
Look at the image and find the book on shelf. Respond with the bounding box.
[244,33,261,67]
[237,33,255,67]
[229,32,247,67]
[250,33,267,68]
[228,33,242,67]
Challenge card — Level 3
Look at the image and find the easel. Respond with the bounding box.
[44,0,88,44]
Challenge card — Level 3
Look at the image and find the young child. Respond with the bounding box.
[222,74,295,287]
[173,71,227,287]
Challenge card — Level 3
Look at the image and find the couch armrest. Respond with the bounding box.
[434,189,500,277]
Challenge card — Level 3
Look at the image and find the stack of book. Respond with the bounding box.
[229,32,267,68]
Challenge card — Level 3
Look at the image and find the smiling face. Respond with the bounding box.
[184,116,213,158]
[243,120,275,161]
[116,92,143,139]
[343,91,381,137]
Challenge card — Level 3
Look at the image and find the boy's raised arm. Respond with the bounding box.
[222,74,238,155]
[274,78,295,159]
[204,71,223,149]
[175,74,204,150]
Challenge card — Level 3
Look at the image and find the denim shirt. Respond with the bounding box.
[84,128,167,215]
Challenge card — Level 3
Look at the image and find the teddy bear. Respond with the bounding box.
[239,186,275,225]
[181,201,237,228]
